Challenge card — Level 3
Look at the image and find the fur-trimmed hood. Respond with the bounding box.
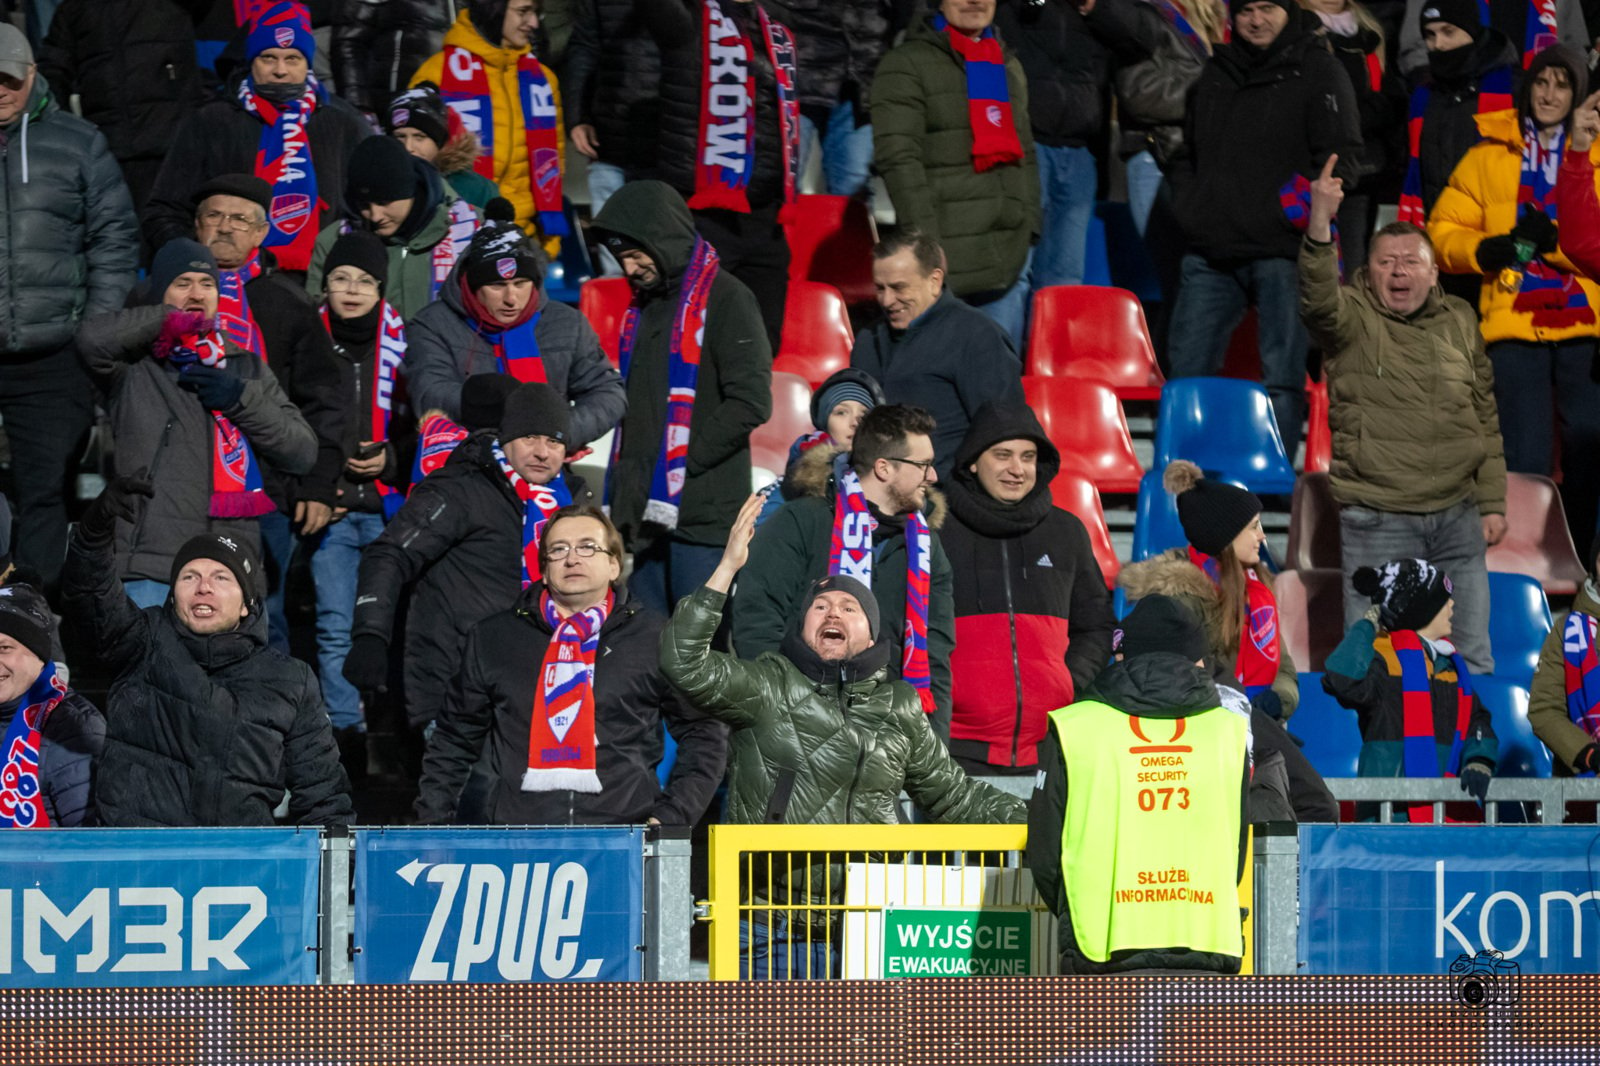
[1116,548,1225,647]
[786,442,948,530]
[435,128,486,177]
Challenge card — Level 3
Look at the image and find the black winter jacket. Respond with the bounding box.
[849,287,1024,478]
[1026,654,1250,974]
[1416,31,1518,216]
[590,180,772,549]
[994,0,1160,149]
[323,308,415,515]
[942,403,1115,772]
[415,585,729,826]
[1311,20,1404,190]
[1112,0,1209,165]
[784,0,894,114]
[402,262,627,447]
[143,73,372,259]
[0,76,139,357]
[12,689,105,827]
[61,527,353,828]
[564,0,663,173]
[1169,13,1363,261]
[351,430,595,728]
[330,0,451,114]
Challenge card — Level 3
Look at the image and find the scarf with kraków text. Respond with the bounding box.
[0,661,64,829]
[493,439,572,586]
[524,588,612,793]
[690,0,800,213]
[216,252,267,360]
[237,76,324,272]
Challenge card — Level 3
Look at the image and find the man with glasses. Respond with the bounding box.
[343,382,597,783]
[733,404,959,734]
[192,173,348,653]
[413,503,728,826]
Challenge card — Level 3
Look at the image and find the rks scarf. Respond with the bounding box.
[439,45,569,239]
[159,331,275,518]
[1561,610,1600,745]
[434,198,481,299]
[413,413,470,483]
[828,467,936,713]
[1513,119,1594,329]
[524,589,613,793]
[690,0,800,213]
[1279,172,1343,277]
[936,14,1024,173]
[320,302,408,518]
[237,75,324,273]
[1188,546,1279,696]
[1522,0,1559,66]
[459,272,547,383]
[493,439,572,586]
[0,661,65,829]
[216,252,267,360]
[1391,629,1474,823]
[606,237,719,529]
[1396,66,1513,225]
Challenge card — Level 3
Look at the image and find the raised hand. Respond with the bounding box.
[1308,154,1343,243]
[708,493,769,593]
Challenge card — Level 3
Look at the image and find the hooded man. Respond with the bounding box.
[144,1,372,273]
[62,477,353,827]
[942,400,1116,775]
[305,133,482,318]
[1397,0,1589,77]
[402,198,624,444]
[591,179,773,617]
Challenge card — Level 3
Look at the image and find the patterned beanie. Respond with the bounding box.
[1353,558,1453,633]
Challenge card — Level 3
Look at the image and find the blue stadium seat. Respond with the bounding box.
[1152,378,1298,494]
[1471,676,1553,777]
[542,199,593,305]
[1486,572,1552,687]
[1132,469,1187,561]
[1290,673,1362,779]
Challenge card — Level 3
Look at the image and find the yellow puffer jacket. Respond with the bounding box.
[1429,109,1600,344]
[413,10,565,258]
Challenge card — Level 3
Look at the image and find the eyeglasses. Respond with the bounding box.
[884,456,937,479]
[544,542,614,561]
[199,209,266,230]
[327,276,380,294]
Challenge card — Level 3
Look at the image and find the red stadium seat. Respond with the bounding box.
[1026,285,1165,401]
[750,371,814,478]
[1023,376,1144,494]
[783,194,878,306]
[1048,470,1120,587]
[1286,472,1340,571]
[1487,473,1588,595]
[772,281,852,387]
[1304,375,1330,473]
[578,277,632,369]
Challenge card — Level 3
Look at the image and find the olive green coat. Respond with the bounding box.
[1529,580,1600,773]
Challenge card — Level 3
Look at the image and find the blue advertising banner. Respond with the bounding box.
[353,827,645,983]
[1299,824,1600,975]
[0,828,321,988]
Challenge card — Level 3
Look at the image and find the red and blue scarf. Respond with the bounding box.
[493,439,572,587]
[1145,0,1210,57]
[607,237,718,529]
[1391,629,1473,823]
[434,198,481,299]
[1513,119,1594,329]
[440,45,568,239]
[216,252,267,360]
[1396,67,1513,225]
[1561,611,1600,767]
[0,661,64,829]
[237,75,324,273]
[159,330,275,518]
[412,413,470,484]
[1521,0,1560,66]
[828,467,936,713]
[690,0,800,213]
[320,301,408,518]
[936,14,1024,173]
[488,318,545,383]
[1188,547,1279,697]
[1279,172,1342,276]
[524,588,612,793]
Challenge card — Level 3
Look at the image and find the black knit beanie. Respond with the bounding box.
[1353,558,1453,633]
[499,382,571,445]
[1418,0,1483,37]
[148,239,218,303]
[460,373,521,432]
[1163,460,1263,557]
[465,199,542,288]
[169,533,265,612]
[0,583,54,665]
[346,136,417,207]
[385,84,451,148]
[1116,594,1210,664]
[324,230,390,295]
[802,574,881,640]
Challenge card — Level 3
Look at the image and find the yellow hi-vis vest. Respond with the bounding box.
[1047,700,1248,962]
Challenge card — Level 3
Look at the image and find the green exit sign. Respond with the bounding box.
[881,909,1033,978]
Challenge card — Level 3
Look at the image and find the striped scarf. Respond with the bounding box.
[607,237,719,530]
[1396,67,1513,225]
[1561,610,1600,754]
[320,301,408,518]
[523,589,613,793]
[216,252,266,360]
[493,440,572,587]
[412,413,470,484]
[236,75,324,272]
[158,331,274,518]
[1391,630,1473,823]
[828,468,935,713]
[0,661,64,829]
[690,0,800,213]
[936,15,1024,173]
[1280,172,1343,276]
[1513,119,1595,328]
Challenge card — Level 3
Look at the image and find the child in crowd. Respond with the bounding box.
[757,368,884,521]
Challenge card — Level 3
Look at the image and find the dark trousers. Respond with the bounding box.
[0,350,94,593]
[693,203,790,353]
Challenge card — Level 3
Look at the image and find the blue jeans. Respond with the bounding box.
[798,103,874,200]
[740,915,838,980]
[1166,253,1309,461]
[258,509,294,653]
[627,536,723,617]
[310,511,386,729]
[124,579,170,609]
[968,246,1035,350]
[1033,143,1097,290]
[588,161,627,276]
[1125,150,1164,238]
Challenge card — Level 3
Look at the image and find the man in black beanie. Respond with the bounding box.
[62,478,353,827]
[1027,592,1252,975]
[1398,0,1587,78]
[306,134,483,318]
[402,199,624,448]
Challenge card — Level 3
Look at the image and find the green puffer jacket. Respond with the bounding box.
[662,586,1026,828]
[1298,235,1506,517]
[871,15,1040,298]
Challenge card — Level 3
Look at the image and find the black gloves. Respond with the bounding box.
[79,470,154,544]
[179,364,246,412]
[342,634,390,693]
[1250,689,1285,720]
[1458,759,1493,805]
[1475,235,1521,275]
[1575,744,1598,775]
[1511,207,1559,255]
